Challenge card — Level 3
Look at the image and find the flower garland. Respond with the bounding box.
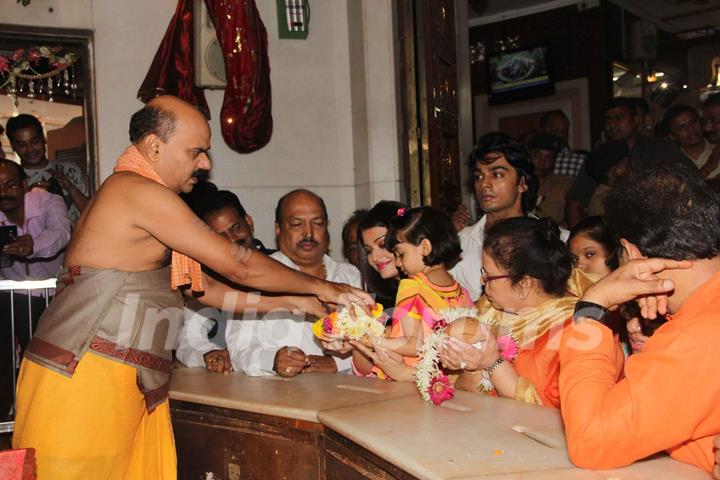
[415,324,454,404]
[312,303,387,342]
[414,307,520,404]
[0,45,79,104]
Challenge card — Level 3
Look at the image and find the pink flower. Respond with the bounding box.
[428,373,454,405]
[0,56,9,73]
[396,207,406,217]
[322,316,334,334]
[27,49,41,63]
[497,335,519,361]
[12,49,25,62]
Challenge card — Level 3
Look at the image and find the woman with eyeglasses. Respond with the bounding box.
[439,216,623,408]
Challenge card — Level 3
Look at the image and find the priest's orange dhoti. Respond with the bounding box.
[13,352,175,479]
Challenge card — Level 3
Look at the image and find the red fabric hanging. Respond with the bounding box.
[204,0,272,153]
[137,0,210,119]
[137,0,272,153]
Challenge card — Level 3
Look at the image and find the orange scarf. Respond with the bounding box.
[114,145,204,293]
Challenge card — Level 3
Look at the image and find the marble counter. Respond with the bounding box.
[170,368,708,479]
[169,366,417,423]
[318,390,708,480]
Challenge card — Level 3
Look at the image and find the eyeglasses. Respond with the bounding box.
[480,267,510,285]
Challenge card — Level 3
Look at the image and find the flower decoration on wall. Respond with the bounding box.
[0,45,79,105]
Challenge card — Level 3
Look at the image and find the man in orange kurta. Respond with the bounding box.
[558,160,720,475]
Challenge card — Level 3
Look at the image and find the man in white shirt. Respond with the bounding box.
[451,134,568,301]
[176,188,322,372]
[225,189,359,377]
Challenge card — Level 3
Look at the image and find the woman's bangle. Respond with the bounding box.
[484,356,504,376]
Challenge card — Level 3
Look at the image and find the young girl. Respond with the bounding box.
[569,216,667,355]
[568,216,618,277]
[378,207,473,364]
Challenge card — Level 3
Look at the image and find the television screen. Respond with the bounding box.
[487,46,554,105]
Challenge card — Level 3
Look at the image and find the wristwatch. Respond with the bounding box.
[573,300,610,325]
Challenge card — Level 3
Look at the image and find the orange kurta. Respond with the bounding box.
[559,270,720,473]
[513,318,571,408]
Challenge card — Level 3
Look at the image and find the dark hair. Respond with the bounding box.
[274,189,328,224]
[620,300,667,339]
[0,159,27,181]
[604,160,720,260]
[196,190,248,222]
[702,92,720,109]
[341,208,368,262]
[662,104,700,132]
[585,140,629,185]
[484,217,572,297]
[129,104,177,144]
[568,216,619,270]
[468,132,539,214]
[606,97,638,117]
[356,201,405,301]
[6,114,43,142]
[181,180,218,215]
[386,206,461,269]
[539,110,568,130]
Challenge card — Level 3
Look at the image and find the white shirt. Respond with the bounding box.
[175,299,227,368]
[450,215,569,301]
[224,251,360,376]
[683,141,718,178]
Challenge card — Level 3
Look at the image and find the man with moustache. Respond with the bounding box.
[177,188,284,372]
[197,188,275,255]
[12,96,372,479]
[6,114,89,225]
[0,159,71,281]
[450,133,568,301]
[225,189,360,377]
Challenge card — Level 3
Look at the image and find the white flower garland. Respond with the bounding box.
[414,307,498,402]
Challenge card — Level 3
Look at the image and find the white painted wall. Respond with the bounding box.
[3,0,401,260]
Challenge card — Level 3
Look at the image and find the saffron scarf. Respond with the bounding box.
[114,145,204,292]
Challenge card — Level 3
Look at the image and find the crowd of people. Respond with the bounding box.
[3,94,720,478]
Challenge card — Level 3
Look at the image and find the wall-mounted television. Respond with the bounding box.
[486,45,554,105]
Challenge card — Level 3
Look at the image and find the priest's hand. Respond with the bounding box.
[317,282,375,314]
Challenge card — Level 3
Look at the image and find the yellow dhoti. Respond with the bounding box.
[12,352,176,479]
